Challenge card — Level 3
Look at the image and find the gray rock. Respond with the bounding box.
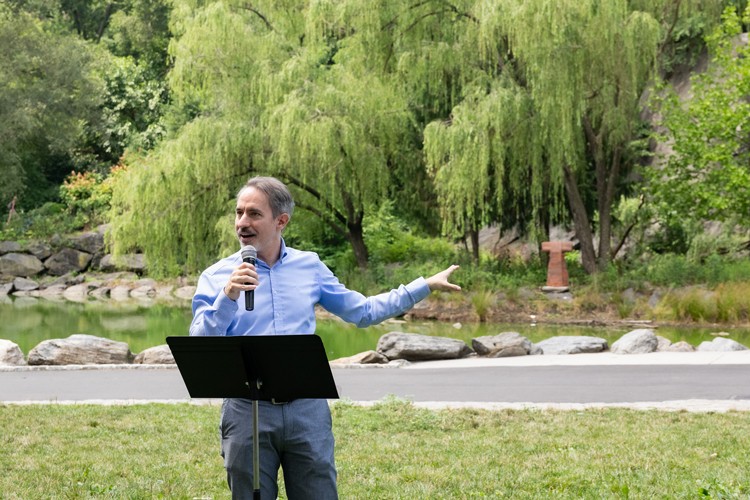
[99,254,146,273]
[44,248,93,276]
[0,241,22,254]
[536,336,608,355]
[0,339,26,366]
[110,285,133,301]
[666,341,695,352]
[377,332,473,361]
[0,253,44,276]
[13,277,39,292]
[0,282,12,296]
[70,231,105,255]
[134,345,175,364]
[63,283,93,302]
[696,338,748,352]
[472,332,533,358]
[130,285,155,299]
[611,329,658,354]
[655,335,672,351]
[28,334,134,365]
[23,240,53,260]
[330,350,389,365]
[38,284,67,299]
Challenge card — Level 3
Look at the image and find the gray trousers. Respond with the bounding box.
[220,398,338,500]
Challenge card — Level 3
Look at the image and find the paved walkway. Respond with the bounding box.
[2,351,749,412]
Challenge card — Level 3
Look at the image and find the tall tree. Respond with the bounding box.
[424,0,698,273]
[109,0,439,274]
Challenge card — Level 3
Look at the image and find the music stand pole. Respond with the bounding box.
[253,379,261,500]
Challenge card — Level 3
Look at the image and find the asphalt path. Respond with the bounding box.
[2,352,750,411]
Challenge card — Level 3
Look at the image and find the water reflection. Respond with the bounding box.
[1,299,748,359]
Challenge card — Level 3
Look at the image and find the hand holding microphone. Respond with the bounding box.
[222,245,258,307]
[240,245,257,311]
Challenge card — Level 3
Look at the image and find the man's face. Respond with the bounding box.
[235,187,288,261]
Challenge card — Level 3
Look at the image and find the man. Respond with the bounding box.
[190,176,461,499]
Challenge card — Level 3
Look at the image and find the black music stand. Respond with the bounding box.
[166,335,339,500]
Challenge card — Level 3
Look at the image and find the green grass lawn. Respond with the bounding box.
[1,400,748,498]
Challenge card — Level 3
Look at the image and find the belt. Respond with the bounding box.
[259,398,294,405]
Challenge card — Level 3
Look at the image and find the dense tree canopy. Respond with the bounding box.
[0,7,101,209]
[651,6,750,225]
[105,0,738,276]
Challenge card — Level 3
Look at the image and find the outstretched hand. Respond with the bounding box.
[425,264,462,292]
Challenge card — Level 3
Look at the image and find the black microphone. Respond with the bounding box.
[240,245,257,311]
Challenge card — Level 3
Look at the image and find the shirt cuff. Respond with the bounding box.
[215,289,239,324]
[406,277,431,304]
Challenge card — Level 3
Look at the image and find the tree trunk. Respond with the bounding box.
[468,227,480,263]
[563,164,597,274]
[596,147,622,271]
[347,220,369,270]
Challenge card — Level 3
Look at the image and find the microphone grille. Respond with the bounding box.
[240,245,257,260]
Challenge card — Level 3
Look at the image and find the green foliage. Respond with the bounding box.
[657,282,750,322]
[0,7,103,210]
[97,56,169,157]
[650,5,750,225]
[363,202,455,266]
[0,0,172,217]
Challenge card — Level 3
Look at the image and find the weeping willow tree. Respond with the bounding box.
[110,0,461,274]
[425,0,664,273]
[109,0,724,275]
[424,0,728,272]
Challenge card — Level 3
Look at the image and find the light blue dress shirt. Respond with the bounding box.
[189,239,431,337]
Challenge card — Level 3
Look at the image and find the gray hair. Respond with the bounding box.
[238,176,295,219]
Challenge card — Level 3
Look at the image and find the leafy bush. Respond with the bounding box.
[59,163,126,229]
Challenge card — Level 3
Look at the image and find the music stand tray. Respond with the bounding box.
[166,334,339,401]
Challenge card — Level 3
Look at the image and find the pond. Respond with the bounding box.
[1,298,749,360]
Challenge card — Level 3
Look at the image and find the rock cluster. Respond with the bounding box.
[329,328,749,366]
[0,335,175,366]
[0,328,747,368]
[0,230,196,303]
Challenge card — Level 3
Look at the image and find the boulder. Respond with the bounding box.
[330,350,389,365]
[0,253,44,276]
[134,345,175,364]
[696,338,749,352]
[28,334,134,365]
[0,339,26,366]
[472,332,538,357]
[13,277,39,292]
[70,231,105,255]
[99,254,146,273]
[377,332,473,361]
[23,240,53,260]
[656,336,672,351]
[0,283,12,296]
[611,329,658,354]
[62,283,93,302]
[666,341,695,352]
[535,335,608,355]
[0,241,22,254]
[44,248,93,276]
[536,335,607,354]
[38,284,67,300]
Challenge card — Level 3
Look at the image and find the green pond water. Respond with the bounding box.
[1,298,749,359]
